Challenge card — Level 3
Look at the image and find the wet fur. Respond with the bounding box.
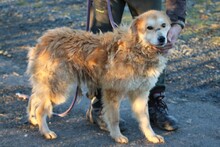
[27,10,171,143]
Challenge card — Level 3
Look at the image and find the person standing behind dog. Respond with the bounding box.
[86,0,186,131]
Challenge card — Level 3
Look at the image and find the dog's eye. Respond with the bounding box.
[147,26,154,30]
[161,23,166,28]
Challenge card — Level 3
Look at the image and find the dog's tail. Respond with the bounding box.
[26,46,37,76]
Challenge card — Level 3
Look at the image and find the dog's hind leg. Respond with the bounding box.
[102,90,128,144]
[128,91,165,144]
[32,77,71,139]
[35,96,57,139]
[27,93,41,126]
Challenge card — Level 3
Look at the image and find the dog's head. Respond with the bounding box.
[130,10,171,47]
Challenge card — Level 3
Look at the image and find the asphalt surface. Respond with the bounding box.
[0,0,219,146]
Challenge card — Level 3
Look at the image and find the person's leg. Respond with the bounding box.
[126,0,162,18]
[86,0,126,131]
[90,0,126,33]
[126,0,178,131]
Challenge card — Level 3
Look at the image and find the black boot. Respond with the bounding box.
[149,86,178,131]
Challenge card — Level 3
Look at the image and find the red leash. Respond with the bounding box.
[55,0,117,117]
[19,0,117,117]
[86,0,92,31]
[53,86,79,117]
[106,0,118,28]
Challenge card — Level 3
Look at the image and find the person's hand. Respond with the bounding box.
[157,24,182,53]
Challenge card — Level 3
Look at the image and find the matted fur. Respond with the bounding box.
[27,10,171,144]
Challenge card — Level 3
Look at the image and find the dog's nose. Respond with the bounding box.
[158,36,165,43]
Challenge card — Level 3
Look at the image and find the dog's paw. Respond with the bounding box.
[28,117,38,126]
[148,135,165,144]
[44,131,57,140]
[114,135,129,144]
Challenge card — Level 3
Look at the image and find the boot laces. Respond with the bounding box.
[153,92,168,114]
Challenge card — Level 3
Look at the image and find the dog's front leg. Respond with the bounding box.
[102,90,128,144]
[129,91,164,144]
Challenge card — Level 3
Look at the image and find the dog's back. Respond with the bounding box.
[27,28,97,105]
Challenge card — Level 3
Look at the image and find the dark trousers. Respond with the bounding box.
[90,0,162,33]
[89,0,165,107]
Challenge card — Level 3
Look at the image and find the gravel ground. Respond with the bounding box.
[0,0,219,146]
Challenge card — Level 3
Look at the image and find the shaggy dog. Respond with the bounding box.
[27,10,171,144]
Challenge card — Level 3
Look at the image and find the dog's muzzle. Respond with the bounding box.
[158,36,166,46]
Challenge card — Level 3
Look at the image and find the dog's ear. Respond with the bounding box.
[130,17,141,35]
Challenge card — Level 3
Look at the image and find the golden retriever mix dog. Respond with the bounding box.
[27,10,171,144]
